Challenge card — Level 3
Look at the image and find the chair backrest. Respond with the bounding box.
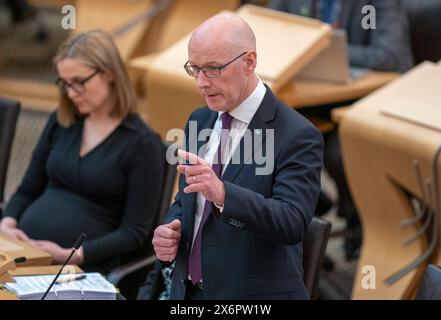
[403,0,441,65]
[415,264,441,300]
[156,142,177,226]
[129,142,177,258]
[123,141,177,260]
[303,216,332,300]
[0,97,20,211]
[111,142,177,299]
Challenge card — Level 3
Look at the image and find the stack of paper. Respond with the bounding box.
[5,273,117,300]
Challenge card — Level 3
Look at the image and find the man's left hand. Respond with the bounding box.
[177,149,225,207]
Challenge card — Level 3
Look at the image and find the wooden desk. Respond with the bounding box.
[277,71,399,108]
[10,265,83,276]
[331,106,351,123]
[0,290,17,300]
[0,233,52,267]
[340,62,441,299]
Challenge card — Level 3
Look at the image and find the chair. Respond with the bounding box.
[107,142,177,299]
[403,0,441,65]
[303,216,332,300]
[415,264,441,300]
[0,97,21,215]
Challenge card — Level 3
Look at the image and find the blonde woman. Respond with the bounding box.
[0,30,164,273]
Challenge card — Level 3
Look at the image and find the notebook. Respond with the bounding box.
[4,272,117,300]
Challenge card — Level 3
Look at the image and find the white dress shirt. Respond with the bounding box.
[191,79,266,245]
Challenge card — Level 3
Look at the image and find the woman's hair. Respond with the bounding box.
[53,29,137,127]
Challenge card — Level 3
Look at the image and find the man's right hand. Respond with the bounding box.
[0,217,30,242]
[152,219,182,262]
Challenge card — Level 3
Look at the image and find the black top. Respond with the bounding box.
[4,112,164,272]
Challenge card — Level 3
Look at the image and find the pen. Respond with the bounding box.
[55,274,87,285]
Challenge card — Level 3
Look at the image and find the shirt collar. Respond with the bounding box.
[219,79,266,124]
[77,113,140,131]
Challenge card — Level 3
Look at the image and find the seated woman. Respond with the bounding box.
[0,29,164,273]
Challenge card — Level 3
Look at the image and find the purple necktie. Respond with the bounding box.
[188,112,233,284]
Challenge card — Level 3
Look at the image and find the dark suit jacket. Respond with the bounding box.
[163,87,323,299]
[269,0,414,72]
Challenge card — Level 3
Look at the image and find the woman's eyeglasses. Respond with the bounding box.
[55,69,100,94]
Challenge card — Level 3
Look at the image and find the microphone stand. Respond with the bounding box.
[41,233,86,300]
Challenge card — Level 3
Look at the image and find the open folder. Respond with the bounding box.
[4,272,117,300]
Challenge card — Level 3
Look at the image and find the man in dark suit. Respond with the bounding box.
[152,12,323,300]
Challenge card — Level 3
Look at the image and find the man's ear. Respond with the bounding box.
[244,51,257,74]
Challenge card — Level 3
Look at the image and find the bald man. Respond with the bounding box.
[152,13,323,300]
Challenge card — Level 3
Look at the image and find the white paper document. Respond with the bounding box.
[5,272,117,300]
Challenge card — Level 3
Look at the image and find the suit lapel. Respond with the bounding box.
[182,86,277,230]
[197,111,218,157]
[181,109,218,235]
[222,87,276,183]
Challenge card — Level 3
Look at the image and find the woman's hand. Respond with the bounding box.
[28,240,84,265]
[0,217,30,242]
[1,217,84,265]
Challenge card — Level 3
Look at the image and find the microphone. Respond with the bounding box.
[41,233,87,300]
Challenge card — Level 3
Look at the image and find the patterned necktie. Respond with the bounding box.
[188,112,233,284]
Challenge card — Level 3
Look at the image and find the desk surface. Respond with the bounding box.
[0,233,52,267]
[0,290,17,300]
[10,264,83,276]
[277,71,399,108]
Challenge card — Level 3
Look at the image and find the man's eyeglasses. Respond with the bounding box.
[55,69,100,94]
[184,51,247,78]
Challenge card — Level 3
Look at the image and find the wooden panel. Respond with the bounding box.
[0,79,58,112]
[155,0,240,51]
[0,290,18,300]
[75,0,153,33]
[340,62,441,299]
[75,0,155,60]
[0,253,15,274]
[278,71,399,108]
[380,64,441,132]
[145,52,204,139]
[0,252,15,284]
[331,106,350,123]
[10,264,83,276]
[237,5,331,91]
[0,233,52,267]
